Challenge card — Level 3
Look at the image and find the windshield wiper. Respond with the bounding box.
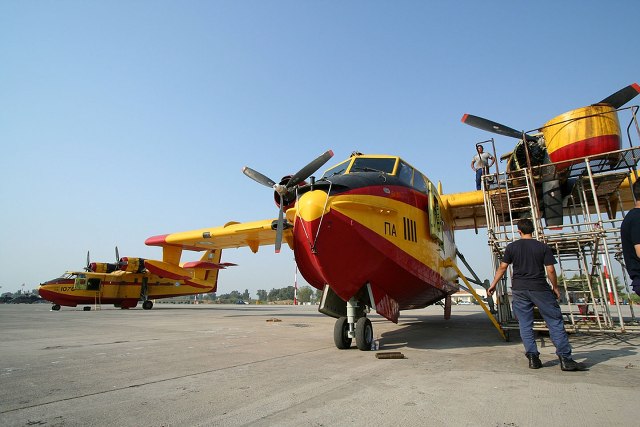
[351,166,386,173]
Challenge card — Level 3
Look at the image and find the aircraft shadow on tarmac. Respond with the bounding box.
[373,311,507,351]
[373,311,639,368]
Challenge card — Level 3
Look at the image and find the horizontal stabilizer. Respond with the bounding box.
[144,260,191,281]
[182,261,238,270]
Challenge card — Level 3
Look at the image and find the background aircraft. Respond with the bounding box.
[38,248,235,310]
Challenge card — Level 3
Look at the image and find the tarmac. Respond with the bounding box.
[0,303,638,427]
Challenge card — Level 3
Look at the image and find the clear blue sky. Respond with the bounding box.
[1,1,638,296]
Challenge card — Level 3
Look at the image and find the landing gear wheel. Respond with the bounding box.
[142,300,153,310]
[83,306,91,311]
[52,304,61,311]
[355,317,373,351]
[333,316,352,349]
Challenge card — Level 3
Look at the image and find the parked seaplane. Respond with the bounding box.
[38,248,235,310]
[144,150,498,350]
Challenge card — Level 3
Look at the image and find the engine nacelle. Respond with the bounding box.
[273,175,306,211]
[88,262,118,273]
[119,257,146,273]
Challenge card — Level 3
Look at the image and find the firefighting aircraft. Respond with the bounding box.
[144,150,503,350]
[38,248,235,310]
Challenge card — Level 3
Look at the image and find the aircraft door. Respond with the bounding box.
[73,275,87,290]
[428,182,444,250]
[73,275,101,291]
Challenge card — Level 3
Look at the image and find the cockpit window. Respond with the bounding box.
[414,173,429,193]
[397,161,413,186]
[349,157,396,174]
[321,159,351,178]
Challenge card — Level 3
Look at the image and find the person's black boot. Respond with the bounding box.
[526,353,542,369]
[558,355,586,371]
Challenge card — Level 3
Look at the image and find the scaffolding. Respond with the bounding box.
[482,106,640,336]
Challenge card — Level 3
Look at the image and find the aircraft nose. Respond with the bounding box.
[297,190,329,222]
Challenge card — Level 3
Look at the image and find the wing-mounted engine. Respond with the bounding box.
[242,150,334,253]
[84,249,120,273]
[88,262,119,273]
[118,257,146,273]
[273,175,307,211]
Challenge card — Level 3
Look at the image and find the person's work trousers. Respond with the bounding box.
[512,289,572,357]
[475,168,483,190]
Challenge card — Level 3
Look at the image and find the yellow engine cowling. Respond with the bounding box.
[88,262,118,273]
[542,104,621,169]
[119,257,146,273]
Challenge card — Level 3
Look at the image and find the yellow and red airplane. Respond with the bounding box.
[142,150,485,350]
[38,248,235,310]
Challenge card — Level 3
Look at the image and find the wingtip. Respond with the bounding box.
[633,83,640,93]
[461,113,469,123]
[145,234,169,247]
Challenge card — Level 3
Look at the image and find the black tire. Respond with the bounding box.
[333,316,352,349]
[52,304,61,311]
[142,300,153,310]
[83,306,91,311]
[355,317,373,351]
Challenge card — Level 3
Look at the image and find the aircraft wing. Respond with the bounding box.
[145,218,293,255]
[441,190,487,231]
[441,171,637,232]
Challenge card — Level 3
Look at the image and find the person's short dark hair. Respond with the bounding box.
[517,218,535,235]
[633,178,640,201]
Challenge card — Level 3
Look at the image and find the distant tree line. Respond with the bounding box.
[199,285,321,304]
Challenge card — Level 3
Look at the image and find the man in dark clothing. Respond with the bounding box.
[621,179,640,297]
[488,219,585,371]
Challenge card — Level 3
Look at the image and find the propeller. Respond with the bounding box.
[84,251,91,272]
[461,114,538,142]
[242,149,334,253]
[462,83,640,142]
[596,83,640,109]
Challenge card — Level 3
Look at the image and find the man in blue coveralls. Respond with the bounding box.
[488,218,585,371]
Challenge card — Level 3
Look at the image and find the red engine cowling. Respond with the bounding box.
[273,175,306,211]
[119,257,146,273]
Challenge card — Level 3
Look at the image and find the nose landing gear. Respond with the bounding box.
[333,297,374,351]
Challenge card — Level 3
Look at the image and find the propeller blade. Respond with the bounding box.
[287,150,334,188]
[596,83,640,109]
[275,195,284,253]
[242,166,277,188]
[115,246,120,264]
[461,114,537,142]
[85,251,91,271]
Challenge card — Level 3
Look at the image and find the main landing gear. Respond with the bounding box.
[140,278,153,310]
[333,297,373,351]
[51,304,61,311]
